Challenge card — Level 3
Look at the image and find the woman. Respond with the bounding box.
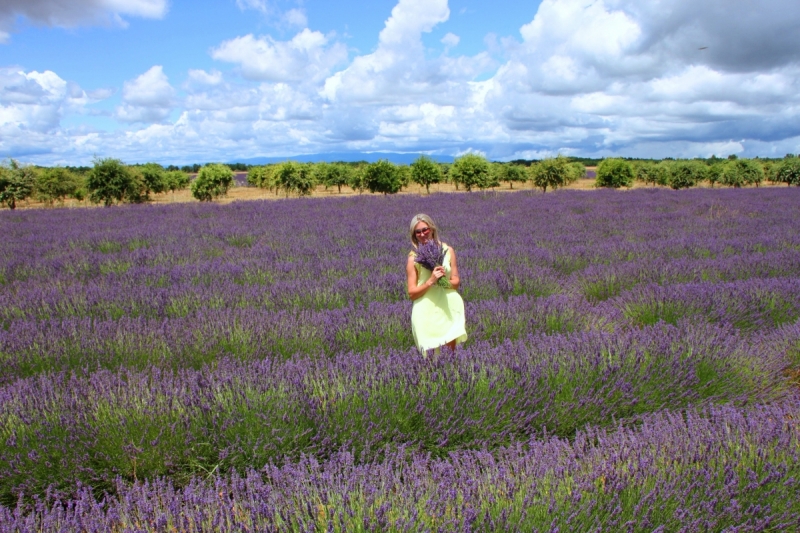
[406,214,467,353]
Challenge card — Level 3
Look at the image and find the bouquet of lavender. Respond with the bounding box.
[415,240,451,288]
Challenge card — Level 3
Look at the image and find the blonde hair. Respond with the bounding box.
[409,213,441,248]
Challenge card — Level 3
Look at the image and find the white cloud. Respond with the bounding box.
[0,68,88,131]
[441,32,459,48]
[321,0,492,105]
[186,69,224,87]
[0,67,99,159]
[0,0,168,40]
[212,30,348,83]
[478,0,800,158]
[284,8,307,28]
[235,0,270,14]
[115,65,175,123]
[8,0,800,166]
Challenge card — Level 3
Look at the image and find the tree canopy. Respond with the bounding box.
[190,163,234,202]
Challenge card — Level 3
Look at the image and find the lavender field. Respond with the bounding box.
[1,188,799,531]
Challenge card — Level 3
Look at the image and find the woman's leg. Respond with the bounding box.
[445,339,456,352]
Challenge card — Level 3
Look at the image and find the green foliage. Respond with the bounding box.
[707,163,724,188]
[87,158,136,207]
[530,156,573,193]
[635,161,668,186]
[190,163,234,202]
[325,163,354,193]
[721,159,764,188]
[774,157,800,186]
[123,167,149,204]
[275,161,315,197]
[311,162,330,190]
[760,160,777,184]
[567,162,586,184]
[410,156,442,194]
[596,158,635,188]
[35,167,83,204]
[164,170,190,193]
[247,166,276,191]
[138,163,167,196]
[451,153,491,191]
[667,160,707,190]
[0,159,37,210]
[349,165,367,193]
[439,163,452,187]
[364,159,402,195]
[396,165,412,189]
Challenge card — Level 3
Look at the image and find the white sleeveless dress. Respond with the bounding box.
[409,244,467,353]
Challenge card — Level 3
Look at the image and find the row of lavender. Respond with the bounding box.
[1,188,799,528]
[3,190,799,314]
[2,321,793,502]
[2,400,798,532]
[2,278,800,380]
[1,190,799,379]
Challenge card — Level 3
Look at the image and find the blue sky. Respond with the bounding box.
[1,0,800,166]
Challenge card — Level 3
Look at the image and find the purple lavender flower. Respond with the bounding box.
[415,240,450,288]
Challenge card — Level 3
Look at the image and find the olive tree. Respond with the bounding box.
[35,167,83,205]
[191,163,234,201]
[326,163,353,193]
[124,166,149,204]
[312,162,331,190]
[247,166,276,191]
[87,158,135,206]
[595,158,634,188]
[451,153,491,191]
[349,164,367,194]
[0,159,36,209]
[364,159,402,195]
[707,163,724,188]
[667,160,707,190]
[635,161,667,186]
[775,157,800,186]
[567,162,586,184]
[494,163,528,189]
[139,163,167,198]
[410,155,442,194]
[164,170,190,196]
[530,156,571,193]
[397,165,412,190]
[721,159,764,188]
[275,161,315,197]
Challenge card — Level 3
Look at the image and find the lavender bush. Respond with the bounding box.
[1,188,800,528]
[1,400,798,531]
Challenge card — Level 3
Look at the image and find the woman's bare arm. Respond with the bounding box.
[447,246,460,290]
[406,254,445,300]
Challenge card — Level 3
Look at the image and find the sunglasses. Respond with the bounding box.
[414,227,431,235]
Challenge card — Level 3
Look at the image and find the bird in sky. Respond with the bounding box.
[698,46,708,50]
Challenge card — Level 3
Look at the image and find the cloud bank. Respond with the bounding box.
[4,0,800,165]
[0,0,168,42]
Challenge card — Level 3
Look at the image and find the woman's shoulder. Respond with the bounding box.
[407,250,417,258]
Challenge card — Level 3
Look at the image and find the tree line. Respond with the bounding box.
[246,154,587,198]
[1,153,798,209]
[595,154,800,190]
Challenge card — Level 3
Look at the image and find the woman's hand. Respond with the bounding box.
[430,266,446,283]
